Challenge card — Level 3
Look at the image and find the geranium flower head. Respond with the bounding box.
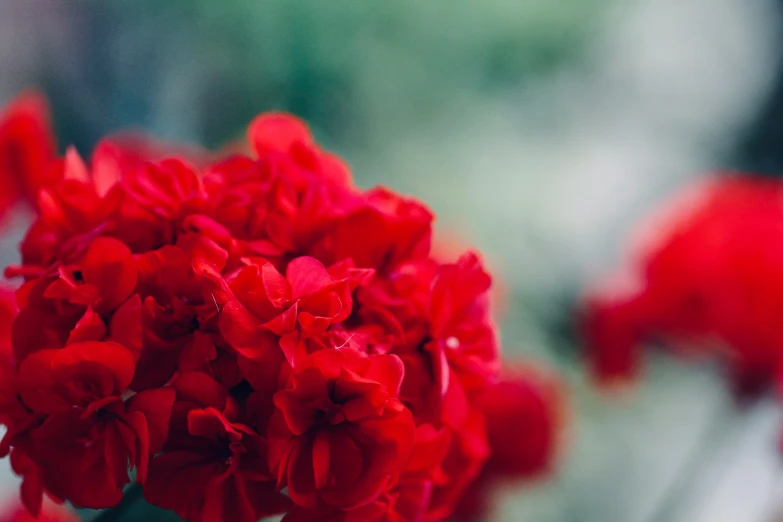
[0,91,556,521]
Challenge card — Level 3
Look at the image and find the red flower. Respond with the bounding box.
[11,341,174,509]
[428,252,499,394]
[349,252,501,520]
[221,256,372,369]
[268,349,415,511]
[132,243,235,390]
[12,173,119,278]
[0,90,57,218]
[283,420,452,522]
[478,365,565,479]
[583,175,783,394]
[354,252,499,424]
[145,372,290,522]
[11,236,140,364]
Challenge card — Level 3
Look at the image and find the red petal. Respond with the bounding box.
[407,424,451,475]
[287,257,334,299]
[90,139,124,196]
[364,354,405,398]
[178,234,228,273]
[266,303,298,337]
[318,151,353,186]
[81,237,138,313]
[66,307,107,345]
[62,146,89,182]
[262,263,292,307]
[220,300,282,361]
[187,407,239,441]
[121,410,151,483]
[174,371,227,411]
[312,431,331,490]
[0,89,58,209]
[285,437,319,509]
[108,294,142,360]
[127,387,176,455]
[228,263,289,318]
[248,113,312,156]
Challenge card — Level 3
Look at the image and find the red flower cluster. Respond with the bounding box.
[0,91,562,521]
[583,175,783,394]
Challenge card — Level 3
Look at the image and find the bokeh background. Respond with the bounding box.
[3,0,783,520]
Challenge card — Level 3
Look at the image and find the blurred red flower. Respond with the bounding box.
[450,364,565,521]
[0,90,57,220]
[583,175,783,394]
